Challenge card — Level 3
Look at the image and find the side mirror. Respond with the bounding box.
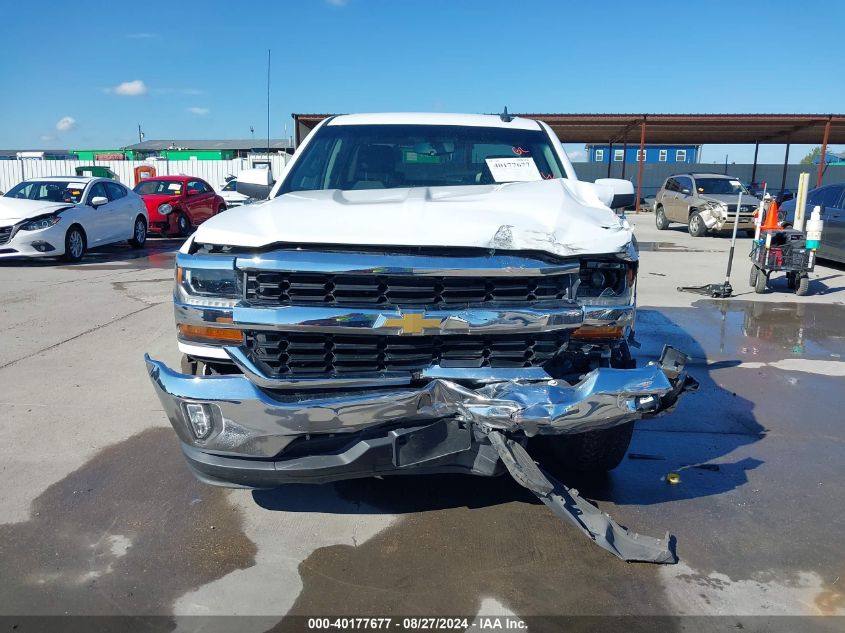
[594,178,635,210]
[186,189,199,196]
[236,167,275,200]
[681,188,691,195]
[91,196,108,207]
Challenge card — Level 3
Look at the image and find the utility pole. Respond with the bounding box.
[138,124,144,143]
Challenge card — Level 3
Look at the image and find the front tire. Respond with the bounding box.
[688,212,706,237]
[749,265,759,288]
[754,268,768,293]
[129,216,147,249]
[175,212,191,238]
[62,226,86,262]
[655,205,670,230]
[545,422,635,474]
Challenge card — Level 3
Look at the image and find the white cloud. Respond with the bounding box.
[187,107,210,115]
[56,116,76,131]
[126,32,155,39]
[40,134,54,142]
[567,149,586,162]
[112,80,148,96]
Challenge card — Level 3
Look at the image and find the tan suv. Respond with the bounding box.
[654,173,760,237]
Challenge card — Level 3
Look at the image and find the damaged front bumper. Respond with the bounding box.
[145,345,695,488]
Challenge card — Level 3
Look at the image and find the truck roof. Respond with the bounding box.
[327,112,543,131]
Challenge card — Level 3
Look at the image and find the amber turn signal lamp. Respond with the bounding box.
[571,325,625,340]
[177,324,243,344]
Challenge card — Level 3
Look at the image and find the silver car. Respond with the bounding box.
[655,173,760,237]
[779,182,845,264]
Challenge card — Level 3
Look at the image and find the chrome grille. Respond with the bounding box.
[0,226,12,246]
[243,271,573,308]
[244,331,569,377]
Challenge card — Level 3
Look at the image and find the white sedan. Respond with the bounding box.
[0,176,148,261]
[217,178,252,207]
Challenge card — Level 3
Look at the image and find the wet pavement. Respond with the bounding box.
[0,223,844,628]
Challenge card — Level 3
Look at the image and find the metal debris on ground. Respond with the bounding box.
[488,431,677,565]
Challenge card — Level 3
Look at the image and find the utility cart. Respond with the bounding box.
[749,228,815,295]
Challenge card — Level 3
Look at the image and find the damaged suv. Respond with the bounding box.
[655,173,760,237]
[146,113,696,562]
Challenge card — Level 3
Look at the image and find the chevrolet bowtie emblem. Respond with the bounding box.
[382,312,441,335]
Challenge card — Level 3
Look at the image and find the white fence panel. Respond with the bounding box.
[0,155,290,193]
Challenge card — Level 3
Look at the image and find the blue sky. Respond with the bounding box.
[1,0,843,163]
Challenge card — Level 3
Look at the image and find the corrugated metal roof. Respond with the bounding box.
[293,113,845,145]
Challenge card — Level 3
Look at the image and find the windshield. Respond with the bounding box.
[134,179,184,195]
[4,180,86,203]
[279,124,564,195]
[695,177,748,195]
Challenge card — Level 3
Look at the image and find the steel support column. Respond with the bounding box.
[779,142,790,199]
[817,118,832,187]
[621,142,628,179]
[751,142,759,184]
[607,142,613,178]
[635,119,646,212]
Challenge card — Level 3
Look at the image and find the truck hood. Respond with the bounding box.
[191,179,634,257]
[0,198,72,223]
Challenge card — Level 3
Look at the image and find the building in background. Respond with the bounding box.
[585,143,700,164]
[122,139,294,160]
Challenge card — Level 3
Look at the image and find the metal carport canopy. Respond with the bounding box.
[519,113,845,145]
[292,113,845,145]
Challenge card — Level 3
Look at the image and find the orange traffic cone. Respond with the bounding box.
[761,200,780,231]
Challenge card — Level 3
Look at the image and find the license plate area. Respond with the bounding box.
[391,420,472,467]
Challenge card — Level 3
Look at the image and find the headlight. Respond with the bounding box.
[21,215,61,231]
[577,260,630,299]
[158,203,173,215]
[177,266,240,299]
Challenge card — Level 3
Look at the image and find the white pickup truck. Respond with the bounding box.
[146,112,696,562]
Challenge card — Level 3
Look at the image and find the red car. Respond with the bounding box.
[133,176,226,236]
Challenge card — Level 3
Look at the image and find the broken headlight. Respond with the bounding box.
[576,260,630,299]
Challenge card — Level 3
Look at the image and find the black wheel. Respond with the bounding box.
[786,271,796,289]
[217,205,227,215]
[795,274,809,296]
[754,268,768,294]
[61,226,86,262]
[129,215,147,249]
[545,422,635,474]
[175,212,191,237]
[655,205,670,230]
[688,212,707,237]
[749,265,759,288]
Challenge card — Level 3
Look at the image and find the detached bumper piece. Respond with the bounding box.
[488,431,676,564]
[145,345,696,562]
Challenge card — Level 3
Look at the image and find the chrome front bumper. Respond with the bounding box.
[145,346,695,486]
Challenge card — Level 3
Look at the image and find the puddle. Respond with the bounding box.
[0,428,256,615]
[638,300,845,362]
